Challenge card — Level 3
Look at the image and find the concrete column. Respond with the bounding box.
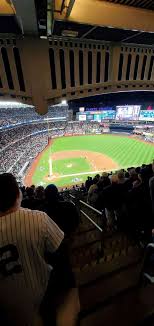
[100,49,105,83]
[129,53,136,80]
[54,48,62,90]
[74,49,80,87]
[20,38,52,114]
[0,48,9,90]
[151,60,154,81]
[110,46,121,81]
[7,47,19,91]
[64,48,71,88]
[92,49,97,84]
[83,49,88,86]
[122,52,129,81]
[137,54,144,80]
[144,55,151,80]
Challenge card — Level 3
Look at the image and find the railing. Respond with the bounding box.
[69,193,105,234]
[80,210,103,232]
[79,200,102,216]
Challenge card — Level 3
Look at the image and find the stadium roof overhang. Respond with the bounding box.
[1,1,154,45]
[52,0,154,46]
[0,0,38,35]
[55,0,154,33]
[0,0,15,14]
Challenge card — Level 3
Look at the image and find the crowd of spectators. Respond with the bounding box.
[133,124,154,143]
[64,121,102,135]
[0,104,69,128]
[15,157,154,245]
[0,134,48,174]
[84,163,154,243]
[0,121,67,149]
[0,121,102,179]
[21,183,79,237]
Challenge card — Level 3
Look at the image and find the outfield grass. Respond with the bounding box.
[31,135,154,187]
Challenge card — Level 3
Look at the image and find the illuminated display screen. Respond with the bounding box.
[116,106,141,121]
[78,114,87,121]
[76,111,115,121]
[139,110,154,121]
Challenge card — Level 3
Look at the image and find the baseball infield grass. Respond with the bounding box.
[53,157,91,175]
[31,135,154,187]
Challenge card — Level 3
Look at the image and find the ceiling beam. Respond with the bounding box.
[81,26,97,39]
[66,0,76,18]
[121,31,143,42]
[47,0,55,36]
[0,0,15,14]
[65,0,154,33]
[12,0,38,35]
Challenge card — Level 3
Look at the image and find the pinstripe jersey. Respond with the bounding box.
[0,207,64,326]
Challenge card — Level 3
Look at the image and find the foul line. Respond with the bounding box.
[49,168,119,179]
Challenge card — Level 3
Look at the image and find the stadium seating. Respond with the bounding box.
[1,161,154,325]
[62,192,154,325]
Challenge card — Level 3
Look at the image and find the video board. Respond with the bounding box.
[139,110,154,121]
[78,114,87,121]
[77,110,116,122]
[116,106,141,121]
[77,106,154,122]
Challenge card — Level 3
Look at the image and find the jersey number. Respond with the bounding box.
[0,244,22,277]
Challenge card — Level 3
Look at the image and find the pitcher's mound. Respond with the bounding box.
[44,173,59,182]
[67,163,73,168]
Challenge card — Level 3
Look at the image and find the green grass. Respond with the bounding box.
[31,135,154,187]
[53,157,91,175]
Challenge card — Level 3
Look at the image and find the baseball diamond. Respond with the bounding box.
[24,134,154,188]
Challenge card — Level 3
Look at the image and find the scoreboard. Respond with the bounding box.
[76,110,116,122]
[76,106,154,122]
[139,110,154,121]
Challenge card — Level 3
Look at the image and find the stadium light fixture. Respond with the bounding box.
[0,101,33,108]
[61,100,67,105]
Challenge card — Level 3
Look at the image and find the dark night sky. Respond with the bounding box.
[69,91,154,112]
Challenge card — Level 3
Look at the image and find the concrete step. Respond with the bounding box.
[74,247,142,286]
[79,261,142,312]
[80,284,154,326]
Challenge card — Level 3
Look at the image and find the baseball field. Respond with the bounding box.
[24,134,154,188]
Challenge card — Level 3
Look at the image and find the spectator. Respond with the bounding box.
[80,183,86,192]
[87,177,99,207]
[117,170,127,184]
[0,173,64,325]
[125,168,139,191]
[21,186,38,210]
[149,161,154,214]
[35,185,44,200]
[97,172,111,191]
[97,174,128,230]
[85,176,93,191]
[44,184,79,236]
[126,170,153,242]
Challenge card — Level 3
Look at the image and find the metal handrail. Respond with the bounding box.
[69,194,76,199]
[80,200,102,215]
[80,210,103,232]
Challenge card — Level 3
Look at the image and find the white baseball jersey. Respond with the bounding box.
[0,207,64,326]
